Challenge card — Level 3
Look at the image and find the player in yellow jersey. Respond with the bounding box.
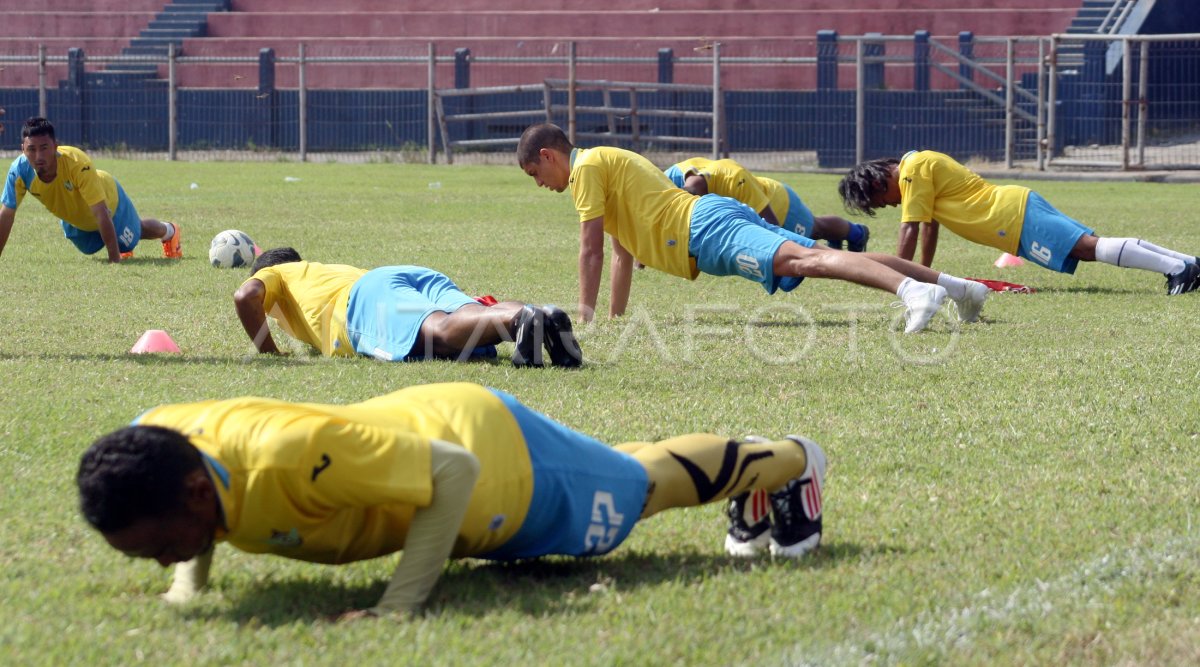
[517,123,991,333]
[665,157,870,251]
[237,247,582,367]
[77,383,827,616]
[839,151,1200,295]
[0,117,180,263]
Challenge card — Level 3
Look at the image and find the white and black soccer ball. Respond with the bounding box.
[209,229,257,269]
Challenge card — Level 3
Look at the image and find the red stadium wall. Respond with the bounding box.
[0,0,1085,90]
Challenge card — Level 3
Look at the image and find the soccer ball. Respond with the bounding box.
[209,229,257,269]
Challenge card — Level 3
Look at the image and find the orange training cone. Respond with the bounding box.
[131,329,182,354]
[994,252,1025,268]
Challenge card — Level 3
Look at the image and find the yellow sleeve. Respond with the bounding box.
[69,153,108,207]
[247,269,282,311]
[571,162,607,222]
[899,157,935,224]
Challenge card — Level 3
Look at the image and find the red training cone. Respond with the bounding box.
[131,329,181,354]
[994,252,1025,268]
[253,244,263,257]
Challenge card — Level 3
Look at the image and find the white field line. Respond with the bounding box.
[785,530,1200,666]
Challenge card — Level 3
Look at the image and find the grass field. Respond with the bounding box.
[2,158,1199,666]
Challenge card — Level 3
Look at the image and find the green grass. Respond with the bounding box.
[2,159,1199,666]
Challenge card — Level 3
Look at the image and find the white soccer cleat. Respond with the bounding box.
[954,280,990,323]
[902,283,948,333]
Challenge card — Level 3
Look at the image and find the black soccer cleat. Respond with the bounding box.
[1166,261,1200,296]
[724,489,772,557]
[511,305,544,368]
[767,436,826,559]
[539,305,583,368]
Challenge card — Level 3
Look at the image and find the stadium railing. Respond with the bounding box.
[0,34,1197,171]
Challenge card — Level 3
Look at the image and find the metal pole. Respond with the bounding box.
[711,41,721,159]
[1137,39,1149,167]
[298,43,307,162]
[1036,38,1046,170]
[1005,38,1015,168]
[427,42,436,164]
[855,38,865,165]
[168,43,177,161]
[568,41,577,145]
[1047,35,1059,164]
[1120,39,1132,170]
[37,44,47,118]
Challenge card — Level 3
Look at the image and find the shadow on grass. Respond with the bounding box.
[744,317,859,330]
[186,540,885,625]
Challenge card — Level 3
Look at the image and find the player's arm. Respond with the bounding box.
[233,279,283,354]
[897,221,922,262]
[0,206,15,259]
[162,547,214,604]
[578,216,606,323]
[918,221,939,267]
[681,173,709,197]
[608,236,634,318]
[89,201,122,263]
[758,205,781,226]
[367,439,480,617]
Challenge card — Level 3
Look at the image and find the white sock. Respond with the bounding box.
[936,273,971,301]
[1135,239,1196,264]
[161,222,175,241]
[1095,237,1185,275]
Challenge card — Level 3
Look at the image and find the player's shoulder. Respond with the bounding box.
[57,145,92,162]
[677,156,711,171]
[58,145,100,173]
[6,154,32,181]
[583,145,647,167]
[912,150,961,169]
[711,157,749,173]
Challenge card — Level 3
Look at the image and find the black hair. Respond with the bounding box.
[251,246,302,275]
[837,158,900,217]
[21,117,55,142]
[516,123,574,167]
[77,425,204,533]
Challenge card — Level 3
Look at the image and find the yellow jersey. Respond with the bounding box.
[570,147,699,279]
[670,156,794,224]
[134,383,534,564]
[247,261,365,357]
[674,157,773,215]
[898,150,1028,254]
[2,145,121,230]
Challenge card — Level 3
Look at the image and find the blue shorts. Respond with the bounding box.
[480,389,649,561]
[345,266,495,361]
[1017,191,1094,274]
[61,183,141,255]
[689,194,816,294]
[780,184,816,238]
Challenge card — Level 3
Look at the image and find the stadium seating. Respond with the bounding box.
[0,0,1087,89]
[179,0,1085,89]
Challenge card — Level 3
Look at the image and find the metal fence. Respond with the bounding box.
[0,33,1197,171]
